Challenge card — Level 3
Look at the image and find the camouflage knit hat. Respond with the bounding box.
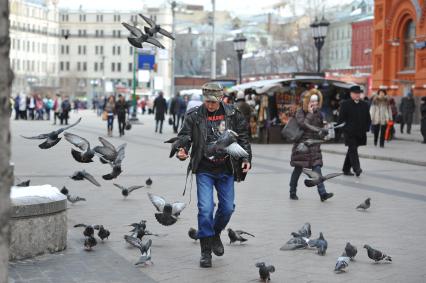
[202,82,224,102]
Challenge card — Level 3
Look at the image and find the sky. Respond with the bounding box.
[57,0,354,15]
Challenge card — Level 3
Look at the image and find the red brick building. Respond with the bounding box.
[352,17,373,67]
[372,0,426,98]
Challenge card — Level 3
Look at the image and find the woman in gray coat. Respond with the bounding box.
[289,89,334,201]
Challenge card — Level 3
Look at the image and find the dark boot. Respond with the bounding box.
[199,237,212,268]
[320,193,334,202]
[211,234,224,256]
[289,187,298,200]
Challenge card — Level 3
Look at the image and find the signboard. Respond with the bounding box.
[138,53,155,70]
[138,70,150,83]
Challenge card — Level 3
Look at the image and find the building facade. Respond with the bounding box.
[372,0,426,99]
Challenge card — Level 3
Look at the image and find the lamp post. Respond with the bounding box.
[129,20,139,122]
[310,16,329,73]
[233,33,247,84]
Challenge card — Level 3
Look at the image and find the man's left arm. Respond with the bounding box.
[234,110,252,172]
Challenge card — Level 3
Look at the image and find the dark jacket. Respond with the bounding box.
[170,96,185,115]
[338,99,371,146]
[177,102,252,182]
[236,100,252,123]
[420,102,426,138]
[153,96,167,121]
[115,100,128,117]
[399,96,416,115]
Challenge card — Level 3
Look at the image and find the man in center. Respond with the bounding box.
[176,82,252,268]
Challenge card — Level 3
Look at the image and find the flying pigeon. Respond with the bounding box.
[363,245,392,263]
[95,225,110,241]
[139,13,175,40]
[302,169,342,187]
[205,129,249,159]
[70,170,101,187]
[334,252,350,273]
[164,136,191,158]
[102,144,126,180]
[64,132,95,163]
[356,198,371,210]
[93,137,125,164]
[304,121,345,137]
[345,242,358,260]
[21,117,81,149]
[145,177,153,188]
[306,232,328,255]
[188,227,198,241]
[227,228,255,244]
[147,193,186,226]
[125,236,153,266]
[122,22,165,49]
[16,179,30,187]
[280,236,308,251]
[290,222,311,238]
[114,183,144,197]
[255,262,275,282]
[129,220,147,233]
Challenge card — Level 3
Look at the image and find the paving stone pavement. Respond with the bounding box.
[8,111,426,283]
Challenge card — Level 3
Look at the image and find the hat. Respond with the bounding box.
[349,85,363,93]
[202,82,224,102]
[310,94,319,102]
[236,90,245,100]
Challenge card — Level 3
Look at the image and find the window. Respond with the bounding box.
[403,20,416,70]
[128,62,132,72]
[96,14,103,22]
[94,62,98,71]
[117,31,121,38]
[83,62,87,71]
[112,46,116,55]
[129,46,133,55]
[100,46,104,55]
[77,62,81,71]
[114,14,121,22]
[60,61,64,71]
[111,62,115,72]
[100,62,104,71]
[78,46,81,54]
[66,46,69,54]
[79,14,86,22]
[117,63,121,72]
[117,46,121,55]
[66,62,70,71]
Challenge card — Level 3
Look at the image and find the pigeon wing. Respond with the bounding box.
[171,202,186,216]
[21,133,49,139]
[124,235,143,249]
[139,13,155,27]
[98,137,116,151]
[127,37,143,48]
[158,27,175,40]
[304,121,326,133]
[55,117,82,134]
[64,132,90,151]
[225,142,249,158]
[122,22,143,37]
[148,193,166,212]
[82,171,101,187]
[323,172,343,180]
[145,37,165,49]
[302,168,321,180]
[128,186,144,193]
[235,230,255,237]
[113,183,126,190]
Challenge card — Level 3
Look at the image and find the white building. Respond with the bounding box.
[9,0,60,95]
[9,0,174,101]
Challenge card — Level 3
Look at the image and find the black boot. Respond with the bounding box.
[199,237,212,268]
[320,193,334,202]
[289,187,298,200]
[211,234,224,256]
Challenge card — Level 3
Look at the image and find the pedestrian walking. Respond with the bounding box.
[35,94,44,120]
[235,91,252,138]
[115,94,128,137]
[60,96,71,125]
[289,89,334,201]
[175,82,252,268]
[14,94,20,120]
[104,95,116,137]
[420,96,426,144]
[369,89,392,147]
[28,94,35,120]
[44,95,53,120]
[169,92,185,133]
[338,85,371,177]
[400,92,416,134]
[153,91,167,134]
[19,93,27,120]
[53,94,62,125]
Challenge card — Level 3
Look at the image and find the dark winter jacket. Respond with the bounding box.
[153,96,167,121]
[115,100,128,117]
[290,89,324,168]
[420,101,426,138]
[338,99,371,146]
[177,102,252,182]
[399,95,416,115]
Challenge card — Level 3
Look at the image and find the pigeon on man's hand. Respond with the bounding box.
[114,183,144,198]
[302,169,342,187]
[364,245,392,263]
[21,117,82,149]
[255,262,275,282]
[148,193,186,226]
[227,228,255,244]
[334,252,350,273]
[164,136,191,158]
[205,130,249,159]
[356,198,371,211]
[345,242,357,260]
[70,170,101,187]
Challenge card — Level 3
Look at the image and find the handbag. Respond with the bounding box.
[281,117,303,142]
[168,117,173,125]
[102,111,108,121]
[125,121,132,130]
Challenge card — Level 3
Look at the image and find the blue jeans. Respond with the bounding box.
[107,114,114,131]
[289,165,327,196]
[196,172,235,238]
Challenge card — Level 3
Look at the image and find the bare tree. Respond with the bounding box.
[0,0,13,281]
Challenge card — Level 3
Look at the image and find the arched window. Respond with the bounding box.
[403,20,416,70]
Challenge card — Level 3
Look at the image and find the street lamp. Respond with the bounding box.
[129,19,139,122]
[310,16,329,73]
[233,33,247,84]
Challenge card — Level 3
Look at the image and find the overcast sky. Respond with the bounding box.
[58,0,354,15]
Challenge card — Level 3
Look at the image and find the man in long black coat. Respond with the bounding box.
[338,85,371,177]
[153,91,167,134]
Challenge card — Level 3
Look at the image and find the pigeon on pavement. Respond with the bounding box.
[306,232,328,255]
[302,169,342,187]
[84,236,97,251]
[280,236,308,251]
[95,225,110,241]
[227,228,255,244]
[16,179,30,187]
[148,193,186,226]
[114,183,144,197]
[145,177,153,188]
[188,227,198,241]
[334,252,350,273]
[356,198,371,210]
[364,245,392,263]
[70,170,101,187]
[64,132,95,163]
[290,223,311,238]
[21,117,81,149]
[67,195,86,204]
[74,224,95,237]
[255,262,275,282]
[345,242,358,260]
